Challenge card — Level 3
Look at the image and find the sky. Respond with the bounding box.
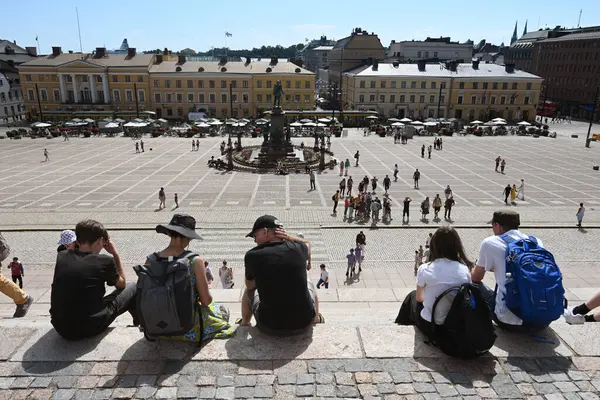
[2,0,600,54]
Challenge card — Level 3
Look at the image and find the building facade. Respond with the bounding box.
[303,46,333,72]
[19,48,315,120]
[388,37,473,62]
[343,61,542,122]
[0,61,25,123]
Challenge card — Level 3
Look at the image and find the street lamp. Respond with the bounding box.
[585,86,600,148]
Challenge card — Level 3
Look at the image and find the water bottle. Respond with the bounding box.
[505,272,513,284]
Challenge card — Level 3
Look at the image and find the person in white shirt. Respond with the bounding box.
[471,210,548,333]
[516,179,525,201]
[316,264,329,289]
[395,226,473,334]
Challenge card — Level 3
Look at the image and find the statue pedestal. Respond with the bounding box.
[258,107,298,167]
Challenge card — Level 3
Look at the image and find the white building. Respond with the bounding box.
[0,65,25,123]
[303,45,333,72]
[388,37,473,62]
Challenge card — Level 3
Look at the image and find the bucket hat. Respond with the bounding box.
[156,214,203,240]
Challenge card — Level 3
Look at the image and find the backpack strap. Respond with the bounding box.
[527,235,539,246]
[499,233,515,245]
[429,286,461,341]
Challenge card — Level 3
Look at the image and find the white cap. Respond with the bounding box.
[297,232,304,238]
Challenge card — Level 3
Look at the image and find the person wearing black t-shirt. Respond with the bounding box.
[240,215,324,335]
[50,220,138,340]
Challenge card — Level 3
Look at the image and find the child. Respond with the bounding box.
[346,249,356,278]
[204,261,214,287]
[8,257,24,289]
[317,264,329,288]
[219,260,234,289]
[174,193,179,208]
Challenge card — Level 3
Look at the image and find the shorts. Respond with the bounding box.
[248,279,317,336]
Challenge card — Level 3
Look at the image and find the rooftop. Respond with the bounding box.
[19,52,155,68]
[346,62,542,79]
[149,60,314,75]
[541,31,600,43]
[312,46,334,51]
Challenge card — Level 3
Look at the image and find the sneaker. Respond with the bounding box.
[13,295,34,318]
[563,308,585,325]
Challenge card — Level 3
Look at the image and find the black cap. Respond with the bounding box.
[246,215,283,238]
[156,214,203,240]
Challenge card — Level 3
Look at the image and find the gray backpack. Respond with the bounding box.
[133,251,200,339]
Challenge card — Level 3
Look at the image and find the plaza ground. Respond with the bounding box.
[0,121,599,398]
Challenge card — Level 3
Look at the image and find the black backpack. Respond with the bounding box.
[428,284,496,359]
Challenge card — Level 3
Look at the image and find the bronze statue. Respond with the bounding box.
[273,80,284,108]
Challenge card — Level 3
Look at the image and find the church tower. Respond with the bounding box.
[522,20,528,37]
[510,21,518,45]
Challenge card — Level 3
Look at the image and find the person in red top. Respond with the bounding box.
[8,257,24,289]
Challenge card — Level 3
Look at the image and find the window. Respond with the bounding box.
[524,96,530,105]
[198,80,204,88]
[257,94,263,102]
[295,94,300,103]
[295,81,300,89]
[256,80,262,88]
[136,90,144,102]
[0,79,3,87]
[153,80,160,88]
[425,51,429,58]
[125,76,131,83]
[502,82,508,90]
[166,93,172,103]
[112,90,120,102]
[410,95,415,102]
[125,90,133,103]
[411,81,416,89]
[304,95,310,103]
[187,80,193,89]
[53,89,60,102]
[510,95,516,105]
[25,74,31,82]
[526,82,532,90]
[231,81,237,89]
[359,94,365,103]
[512,82,518,90]
[500,96,506,104]
[491,96,496,105]
[483,82,488,90]
[441,82,446,89]
[369,94,375,102]
[221,93,227,103]
[457,95,463,104]
[39,89,48,101]
[177,108,183,117]
[154,93,161,103]
[243,80,249,89]
[221,80,227,88]
[434,52,438,58]
[112,76,118,83]
[360,81,365,88]
[401,81,406,88]
[492,82,498,90]
[209,80,215,89]
[284,80,290,89]
[391,81,396,89]
[209,94,216,103]
[471,95,476,104]
[473,82,479,89]
[390,94,396,103]
[188,93,194,103]
[431,82,436,89]
[176,80,182,88]
[0,93,4,102]
[429,95,435,103]
[417,51,422,58]
[305,81,311,89]
[420,82,426,89]
[379,94,385,103]
[266,94,272,103]
[266,81,272,89]
[166,108,173,116]
[380,81,386,89]
[400,95,405,103]
[459,82,464,89]
[198,94,205,103]
[419,95,425,103]
[138,76,143,83]
[370,81,376,88]
[481,95,486,104]
[39,75,45,82]
[232,94,237,103]
[440,95,445,103]
[243,94,248,103]
[176,93,183,103]
[165,80,171,88]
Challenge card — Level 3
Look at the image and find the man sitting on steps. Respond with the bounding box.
[240,215,324,335]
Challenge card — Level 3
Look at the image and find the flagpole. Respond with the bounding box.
[36,34,40,56]
[76,7,83,53]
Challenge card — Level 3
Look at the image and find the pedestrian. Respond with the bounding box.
[63,132,69,141]
[383,198,392,221]
[354,151,360,166]
[358,181,364,194]
[383,175,391,194]
[371,197,381,221]
[0,233,34,318]
[195,139,200,150]
[393,164,399,182]
[140,140,145,152]
[444,196,455,219]
[158,187,166,209]
[403,196,412,222]
[371,176,378,193]
[44,148,49,162]
[347,176,353,196]
[204,261,214,287]
[192,140,196,151]
[428,145,432,159]
[317,264,329,288]
[413,169,420,189]
[576,203,585,228]
[503,184,511,204]
[500,159,506,174]
[8,257,24,289]
[495,156,501,172]
[174,193,179,209]
[421,197,430,220]
[432,194,442,219]
[344,196,350,218]
[57,230,77,252]
[332,190,340,214]
[510,184,517,204]
[340,161,344,176]
[444,185,452,200]
[219,260,234,289]
[309,169,316,191]
[362,176,369,193]
[425,232,433,248]
[355,244,364,272]
[344,159,350,176]
[346,248,356,277]
[517,179,525,200]
[339,178,346,196]
[135,142,140,153]
[439,137,443,150]
[414,250,422,276]
[421,144,425,158]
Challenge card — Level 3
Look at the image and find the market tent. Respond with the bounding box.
[492,118,506,122]
[71,118,83,123]
[104,122,120,129]
[471,120,484,125]
[157,118,168,123]
[300,119,312,123]
[517,121,531,126]
[83,118,95,123]
[388,118,401,122]
[318,118,331,123]
[411,121,424,125]
[33,122,52,128]
[209,120,223,126]
[316,123,327,127]
[195,122,210,128]
[423,121,438,126]
[391,122,405,127]
[289,122,303,127]
[115,118,126,123]
[494,121,507,125]
[303,122,317,127]
[366,116,378,119]
[400,118,412,123]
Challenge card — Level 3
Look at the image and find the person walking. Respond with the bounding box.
[503,184,511,205]
[355,244,364,273]
[413,250,422,276]
[354,151,360,167]
[332,190,340,214]
[8,257,24,289]
[444,185,452,200]
[174,193,179,209]
[309,170,316,191]
[192,140,196,151]
[195,139,200,151]
[346,176,353,196]
[403,196,412,223]
[500,159,506,174]
[432,194,442,219]
[421,144,425,158]
[135,142,140,153]
[383,175,391,195]
[428,145,432,159]
[371,176,378,193]
[576,203,585,228]
[343,196,351,218]
[421,197,430,220]
[44,149,49,162]
[510,184,517,204]
[158,187,166,210]
[317,264,329,288]
[517,179,525,201]
[393,164,399,182]
[346,249,356,278]
[339,178,346,196]
[339,161,344,176]
[444,196,455,220]
[140,140,145,152]
[495,156,501,172]
[344,159,350,176]
[219,260,234,289]
[413,169,421,189]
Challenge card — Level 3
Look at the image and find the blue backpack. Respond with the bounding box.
[500,234,565,325]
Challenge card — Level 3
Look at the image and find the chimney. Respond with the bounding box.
[219,56,228,65]
[270,56,278,65]
[449,61,457,72]
[472,59,480,69]
[177,55,186,65]
[51,46,62,57]
[155,54,163,64]
[417,60,426,71]
[163,48,169,55]
[392,60,399,67]
[505,63,515,73]
[245,57,251,64]
[95,47,106,58]
[372,59,379,71]
[127,48,136,58]
[25,47,37,56]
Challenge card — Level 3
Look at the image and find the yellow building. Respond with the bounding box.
[19,49,315,120]
[343,60,542,122]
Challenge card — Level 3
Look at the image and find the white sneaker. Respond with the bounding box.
[563,308,585,325]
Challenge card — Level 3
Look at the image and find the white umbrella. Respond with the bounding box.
[71,118,83,123]
[484,121,496,126]
[316,123,327,127]
[34,122,52,128]
[104,122,119,129]
[411,121,424,125]
[255,118,268,123]
[303,122,317,127]
[318,118,331,123]
[423,121,438,126]
[494,121,507,125]
[388,118,401,122]
[300,119,312,123]
[102,117,113,122]
[115,118,126,123]
[517,121,531,126]
[400,118,412,123]
[239,118,250,123]
[290,122,303,127]
[209,120,223,126]
[195,122,210,128]
[256,120,268,125]
[471,120,484,125]
[83,118,95,123]
[492,117,506,122]
[391,122,405,127]
[366,116,378,119]
[157,118,168,123]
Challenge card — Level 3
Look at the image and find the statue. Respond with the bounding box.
[273,80,284,108]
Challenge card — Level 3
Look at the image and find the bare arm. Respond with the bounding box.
[471,265,486,282]
[245,278,256,291]
[416,286,425,303]
[112,251,126,289]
